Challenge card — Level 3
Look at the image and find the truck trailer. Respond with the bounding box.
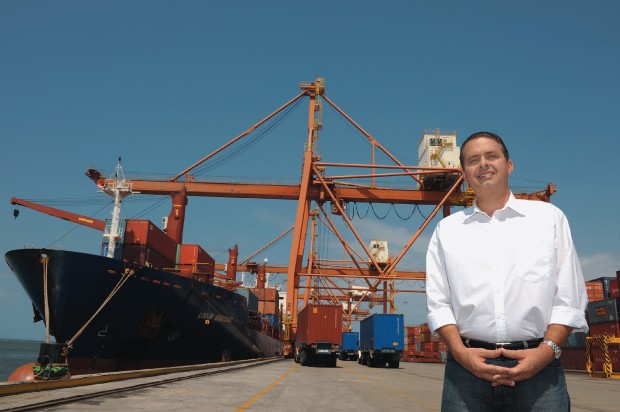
[339,331,359,361]
[294,304,343,367]
[359,313,404,368]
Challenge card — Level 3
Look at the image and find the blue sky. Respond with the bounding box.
[1,1,619,341]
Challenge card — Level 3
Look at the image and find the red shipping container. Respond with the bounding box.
[589,321,620,338]
[610,279,619,298]
[586,281,605,302]
[259,300,278,315]
[561,347,587,370]
[123,220,178,263]
[122,244,174,270]
[178,244,215,275]
[592,345,620,371]
[420,323,431,333]
[251,288,279,302]
[296,304,343,345]
[405,326,420,337]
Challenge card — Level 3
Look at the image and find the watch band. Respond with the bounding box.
[542,339,562,359]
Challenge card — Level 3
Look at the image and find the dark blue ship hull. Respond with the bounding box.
[5,248,282,374]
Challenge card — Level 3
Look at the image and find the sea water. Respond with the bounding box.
[0,338,41,381]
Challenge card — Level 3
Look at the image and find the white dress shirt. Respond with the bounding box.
[426,193,588,342]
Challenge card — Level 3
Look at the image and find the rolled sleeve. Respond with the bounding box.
[552,208,589,333]
[426,226,457,333]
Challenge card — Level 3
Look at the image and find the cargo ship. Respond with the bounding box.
[5,160,282,376]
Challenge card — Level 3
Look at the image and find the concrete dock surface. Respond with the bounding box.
[2,359,619,411]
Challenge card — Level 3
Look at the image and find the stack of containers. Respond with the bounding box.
[562,275,620,370]
[251,288,280,334]
[401,323,446,363]
[121,220,178,269]
[176,244,215,282]
[585,272,620,372]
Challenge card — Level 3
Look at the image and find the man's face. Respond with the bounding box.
[461,137,513,194]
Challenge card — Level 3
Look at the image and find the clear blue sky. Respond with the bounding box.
[2,1,619,340]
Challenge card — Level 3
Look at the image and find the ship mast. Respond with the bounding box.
[102,157,132,258]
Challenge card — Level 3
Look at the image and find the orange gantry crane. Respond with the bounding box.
[17,78,555,356]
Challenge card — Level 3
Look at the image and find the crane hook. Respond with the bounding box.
[13,207,20,219]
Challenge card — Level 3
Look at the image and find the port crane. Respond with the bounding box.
[13,78,556,356]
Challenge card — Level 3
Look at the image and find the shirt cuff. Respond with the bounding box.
[427,308,457,334]
[549,306,589,333]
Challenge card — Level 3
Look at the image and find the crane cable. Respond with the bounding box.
[192,98,304,177]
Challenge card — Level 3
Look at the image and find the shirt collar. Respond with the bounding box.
[465,192,525,220]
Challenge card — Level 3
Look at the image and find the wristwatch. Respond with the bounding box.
[542,339,562,359]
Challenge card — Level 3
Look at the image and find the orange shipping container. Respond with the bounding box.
[251,288,279,302]
[405,326,420,337]
[258,300,278,315]
[586,281,605,302]
[122,244,174,269]
[123,220,178,263]
[178,244,215,275]
[296,304,343,345]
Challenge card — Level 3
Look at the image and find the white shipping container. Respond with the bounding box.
[369,240,389,263]
[418,129,460,168]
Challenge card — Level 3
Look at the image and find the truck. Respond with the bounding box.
[339,331,359,361]
[359,313,404,368]
[294,304,343,367]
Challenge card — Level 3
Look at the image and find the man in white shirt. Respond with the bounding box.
[426,131,588,411]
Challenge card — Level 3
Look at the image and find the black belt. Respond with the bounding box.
[462,337,543,350]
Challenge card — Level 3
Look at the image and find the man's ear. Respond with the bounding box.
[507,159,514,175]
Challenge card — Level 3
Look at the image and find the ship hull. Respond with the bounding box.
[5,248,282,374]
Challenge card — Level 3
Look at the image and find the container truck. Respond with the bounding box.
[294,304,343,367]
[359,314,404,368]
[339,331,359,361]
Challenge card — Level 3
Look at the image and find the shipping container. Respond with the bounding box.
[405,326,420,337]
[122,244,174,270]
[611,278,619,298]
[564,332,587,348]
[251,288,279,302]
[236,288,259,313]
[123,220,178,263]
[339,331,359,361]
[590,277,618,299]
[359,314,404,368]
[258,300,278,315]
[262,313,279,327]
[591,345,620,371]
[587,297,620,324]
[177,244,215,276]
[586,281,605,302]
[561,347,587,370]
[589,321,620,338]
[294,304,343,367]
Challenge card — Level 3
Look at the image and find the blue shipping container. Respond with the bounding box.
[341,332,359,351]
[359,314,404,350]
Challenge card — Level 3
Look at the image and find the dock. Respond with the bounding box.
[1,359,619,411]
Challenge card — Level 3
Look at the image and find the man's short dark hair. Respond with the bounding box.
[459,131,510,167]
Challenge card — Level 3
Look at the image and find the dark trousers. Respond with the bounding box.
[441,353,570,412]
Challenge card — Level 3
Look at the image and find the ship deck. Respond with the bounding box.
[1,358,618,411]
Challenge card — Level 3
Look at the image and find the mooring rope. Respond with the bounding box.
[41,254,51,344]
[66,267,134,348]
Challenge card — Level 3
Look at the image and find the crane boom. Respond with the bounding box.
[11,197,106,231]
